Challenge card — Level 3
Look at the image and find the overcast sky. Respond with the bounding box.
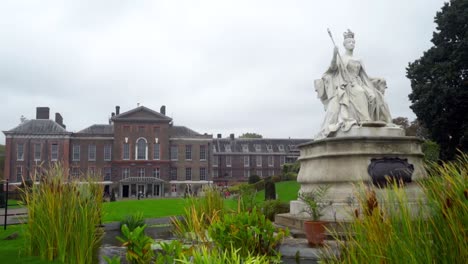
[0,0,447,144]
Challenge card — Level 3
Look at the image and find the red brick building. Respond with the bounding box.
[3,106,212,197]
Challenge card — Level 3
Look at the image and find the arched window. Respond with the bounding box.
[136,138,148,160]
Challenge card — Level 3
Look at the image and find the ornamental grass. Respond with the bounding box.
[22,164,104,264]
[328,153,467,264]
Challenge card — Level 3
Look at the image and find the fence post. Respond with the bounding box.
[4,179,8,230]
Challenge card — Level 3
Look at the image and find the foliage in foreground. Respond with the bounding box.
[117,224,154,264]
[23,164,104,264]
[171,186,224,243]
[328,153,468,263]
[120,212,145,232]
[209,208,287,259]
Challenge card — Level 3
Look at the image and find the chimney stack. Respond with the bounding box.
[116,106,120,115]
[55,113,66,128]
[217,134,222,138]
[230,133,235,140]
[36,107,50,119]
[160,105,166,115]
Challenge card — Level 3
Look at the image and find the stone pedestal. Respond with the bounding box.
[289,126,427,222]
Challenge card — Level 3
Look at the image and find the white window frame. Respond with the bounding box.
[123,143,130,160]
[226,156,232,167]
[122,168,130,179]
[170,145,178,161]
[280,156,286,165]
[213,156,218,167]
[200,167,206,181]
[278,145,285,151]
[185,167,192,180]
[16,166,23,182]
[185,145,192,160]
[136,138,148,160]
[200,145,207,161]
[104,145,112,161]
[268,156,274,167]
[34,143,41,161]
[256,156,262,167]
[244,169,250,178]
[51,143,59,161]
[152,168,160,178]
[138,168,145,177]
[104,167,111,181]
[256,170,262,177]
[17,143,24,161]
[72,145,80,161]
[153,143,160,160]
[88,144,96,161]
[244,156,250,167]
[170,167,177,180]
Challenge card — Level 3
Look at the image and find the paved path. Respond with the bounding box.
[0,207,28,225]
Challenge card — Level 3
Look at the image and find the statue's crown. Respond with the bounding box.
[343,29,354,39]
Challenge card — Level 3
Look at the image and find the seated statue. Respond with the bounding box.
[315,29,393,139]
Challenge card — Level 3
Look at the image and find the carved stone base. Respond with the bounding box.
[291,129,427,222]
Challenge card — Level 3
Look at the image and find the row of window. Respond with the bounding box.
[218,144,294,153]
[72,144,112,161]
[169,167,207,181]
[170,145,207,161]
[212,155,285,167]
[212,169,277,178]
[16,143,59,161]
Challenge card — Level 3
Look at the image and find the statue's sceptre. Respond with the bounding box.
[327,28,352,84]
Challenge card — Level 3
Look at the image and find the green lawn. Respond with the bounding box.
[102,198,187,222]
[0,225,60,264]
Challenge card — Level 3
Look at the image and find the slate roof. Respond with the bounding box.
[212,138,311,153]
[3,119,70,135]
[169,126,211,139]
[76,124,114,135]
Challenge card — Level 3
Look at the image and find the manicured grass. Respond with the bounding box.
[0,225,59,264]
[102,198,187,222]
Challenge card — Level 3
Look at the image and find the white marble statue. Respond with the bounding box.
[315,29,393,139]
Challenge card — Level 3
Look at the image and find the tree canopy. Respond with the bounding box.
[406,0,468,160]
[239,133,263,139]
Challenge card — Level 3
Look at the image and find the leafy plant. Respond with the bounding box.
[117,224,154,264]
[176,246,273,264]
[120,212,145,232]
[103,255,121,264]
[208,208,288,258]
[154,240,185,264]
[298,185,331,221]
[237,184,257,212]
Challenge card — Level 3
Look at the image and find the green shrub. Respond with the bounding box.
[264,181,276,200]
[117,224,154,264]
[177,246,273,264]
[208,208,288,258]
[262,200,290,221]
[248,175,261,184]
[283,172,297,181]
[23,164,104,264]
[120,212,145,232]
[422,140,440,163]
